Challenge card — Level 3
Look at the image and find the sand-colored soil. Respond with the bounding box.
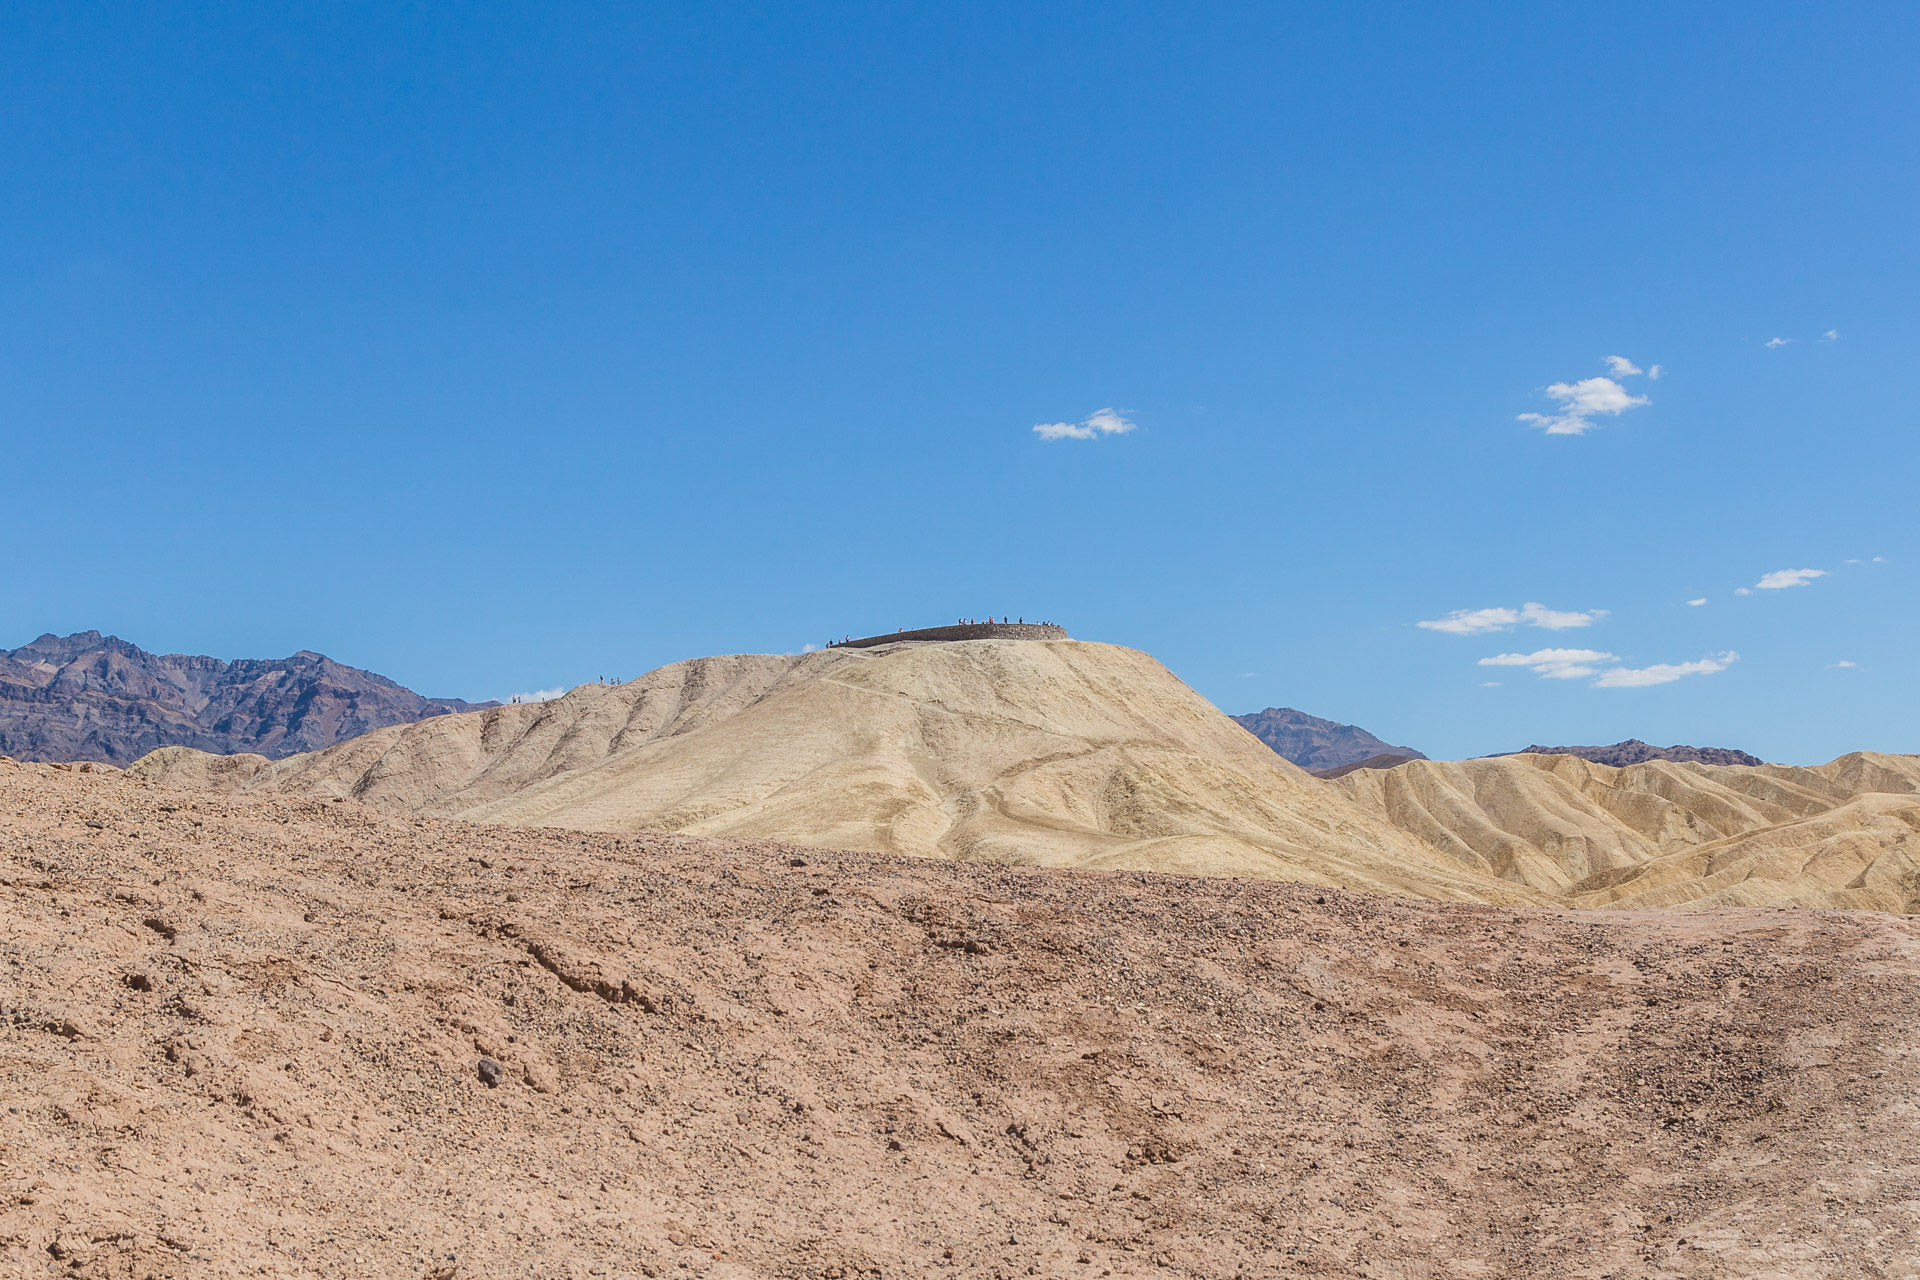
[130,641,1538,905]
[1338,751,1920,911]
[5,758,1919,1278]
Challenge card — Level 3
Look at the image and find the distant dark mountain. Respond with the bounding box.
[0,631,495,765]
[1497,739,1763,768]
[1311,753,1424,781]
[1231,707,1428,772]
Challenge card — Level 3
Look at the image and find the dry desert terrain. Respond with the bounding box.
[4,757,1919,1279]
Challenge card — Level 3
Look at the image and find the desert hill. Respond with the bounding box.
[0,630,493,765]
[1230,706,1426,770]
[129,639,1920,915]
[132,639,1537,904]
[1338,751,1920,912]
[4,758,1917,1277]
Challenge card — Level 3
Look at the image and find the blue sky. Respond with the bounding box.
[3,2,1915,762]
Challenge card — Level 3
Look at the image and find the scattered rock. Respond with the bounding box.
[2,760,1915,1278]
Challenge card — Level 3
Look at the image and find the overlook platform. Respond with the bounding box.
[831,622,1069,649]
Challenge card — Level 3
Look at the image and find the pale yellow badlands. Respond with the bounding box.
[131,638,1920,911]
[1337,750,1920,912]
[132,640,1538,903]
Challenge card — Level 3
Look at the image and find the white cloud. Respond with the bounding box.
[1478,648,1618,680]
[1034,407,1136,441]
[1478,647,1738,687]
[1755,568,1827,590]
[1033,420,1094,441]
[1418,602,1605,634]
[1418,606,1520,635]
[1687,598,1707,606]
[500,686,565,704]
[1822,330,1840,342]
[1592,651,1738,688]
[1764,337,1791,349]
[1734,587,1751,596]
[1480,681,1501,687]
[1829,660,1857,669]
[1240,672,1257,678]
[1604,355,1643,377]
[1647,364,1664,380]
[1873,555,1888,563]
[1520,602,1608,630]
[1518,364,1650,435]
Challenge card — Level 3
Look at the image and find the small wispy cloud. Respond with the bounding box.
[1647,364,1664,380]
[1764,337,1791,349]
[1478,648,1618,680]
[1520,602,1608,630]
[1687,598,1707,606]
[1419,607,1519,634]
[1240,672,1257,678]
[1519,362,1651,435]
[1592,651,1739,688]
[1477,647,1738,687]
[1734,587,1751,596]
[1755,568,1827,590]
[1418,602,1606,634]
[1480,681,1501,687]
[1033,407,1137,441]
[1828,660,1858,669]
[1821,330,1840,342]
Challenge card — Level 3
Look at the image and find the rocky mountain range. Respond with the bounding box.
[1230,705,1427,771]
[1498,739,1763,767]
[0,631,494,765]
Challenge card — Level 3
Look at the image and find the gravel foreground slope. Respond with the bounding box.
[3,758,1918,1279]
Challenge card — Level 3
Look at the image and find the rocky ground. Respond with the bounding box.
[2,757,1917,1279]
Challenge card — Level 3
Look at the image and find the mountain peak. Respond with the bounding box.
[1231,706,1427,772]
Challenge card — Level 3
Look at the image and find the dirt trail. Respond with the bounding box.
[3,758,1918,1279]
